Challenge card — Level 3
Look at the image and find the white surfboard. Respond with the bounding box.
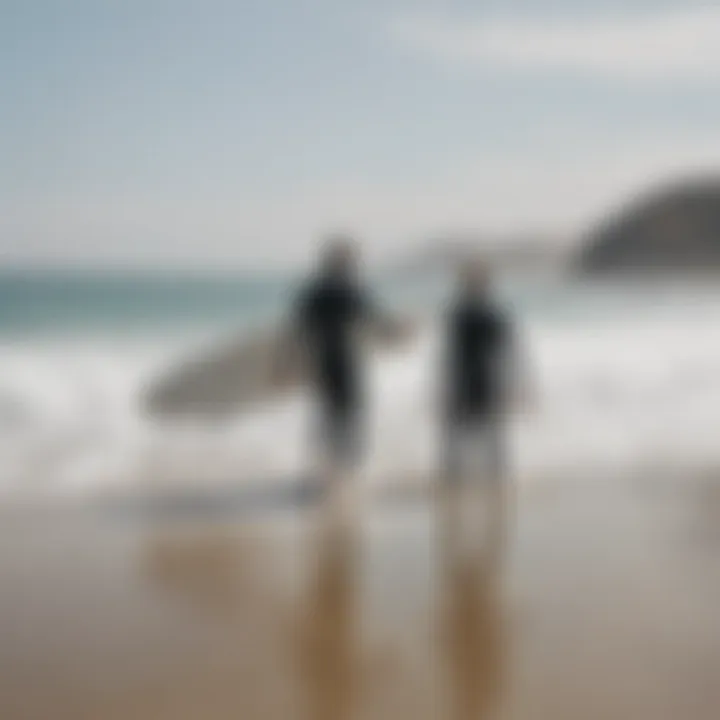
[143,316,419,421]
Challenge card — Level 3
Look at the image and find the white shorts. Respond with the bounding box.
[312,404,363,470]
[442,419,504,484]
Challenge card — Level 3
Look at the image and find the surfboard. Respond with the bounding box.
[142,316,419,421]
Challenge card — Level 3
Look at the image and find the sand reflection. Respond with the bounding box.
[436,487,509,720]
[136,488,509,720]
[297,506,360,720]
[140,526,271,622]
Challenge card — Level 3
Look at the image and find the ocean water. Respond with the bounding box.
[2,269,720,496]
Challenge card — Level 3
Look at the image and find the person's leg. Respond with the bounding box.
[438,420,486,562]
[440,418,504,562]
[453,422,488,556]
[475,418,510,569]
[440,419,463,488]
[436,419,463,559]
[307,401,354,566]
[316,398,364,533]
[311,394,348,482]
[437,415,511,568]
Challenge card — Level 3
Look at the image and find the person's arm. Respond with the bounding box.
[355,288,414,347]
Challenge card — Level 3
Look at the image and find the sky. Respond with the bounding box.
[1,0,719,269]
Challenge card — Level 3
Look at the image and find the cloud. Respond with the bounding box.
[390,8,720,83]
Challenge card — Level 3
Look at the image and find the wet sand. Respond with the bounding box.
[1,472,719,720]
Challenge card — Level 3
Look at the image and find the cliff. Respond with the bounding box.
[579,176,720,273]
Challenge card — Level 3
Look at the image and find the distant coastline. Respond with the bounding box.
[577,175,720,275]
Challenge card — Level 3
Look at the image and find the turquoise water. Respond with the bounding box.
[1,268,720,492]
[1,267,719,339]
[0,268,452,339]
[0,270,298,338]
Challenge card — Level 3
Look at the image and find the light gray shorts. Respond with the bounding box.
[442,418,504,484]
[313,404,363,470]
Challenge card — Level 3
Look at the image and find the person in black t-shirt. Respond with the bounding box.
[281,236,395,487]
[440,256,528,560]
[441,257,522,489]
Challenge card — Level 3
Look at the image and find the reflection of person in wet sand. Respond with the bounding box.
[136,509,505,720]
[438,512,507,720]
[297,511,358,720]
[136,526,304,719]
[140,528,269,621]
[139,515,360,720]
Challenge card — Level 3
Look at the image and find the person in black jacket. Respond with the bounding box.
[282,236,397,495]
[441,256,527,556]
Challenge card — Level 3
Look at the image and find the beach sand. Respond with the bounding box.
[1,471,719,720]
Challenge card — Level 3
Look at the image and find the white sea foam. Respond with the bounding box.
[2,291,720,498]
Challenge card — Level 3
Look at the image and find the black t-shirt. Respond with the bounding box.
[294,275,373,409]
[445,297,510,422]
